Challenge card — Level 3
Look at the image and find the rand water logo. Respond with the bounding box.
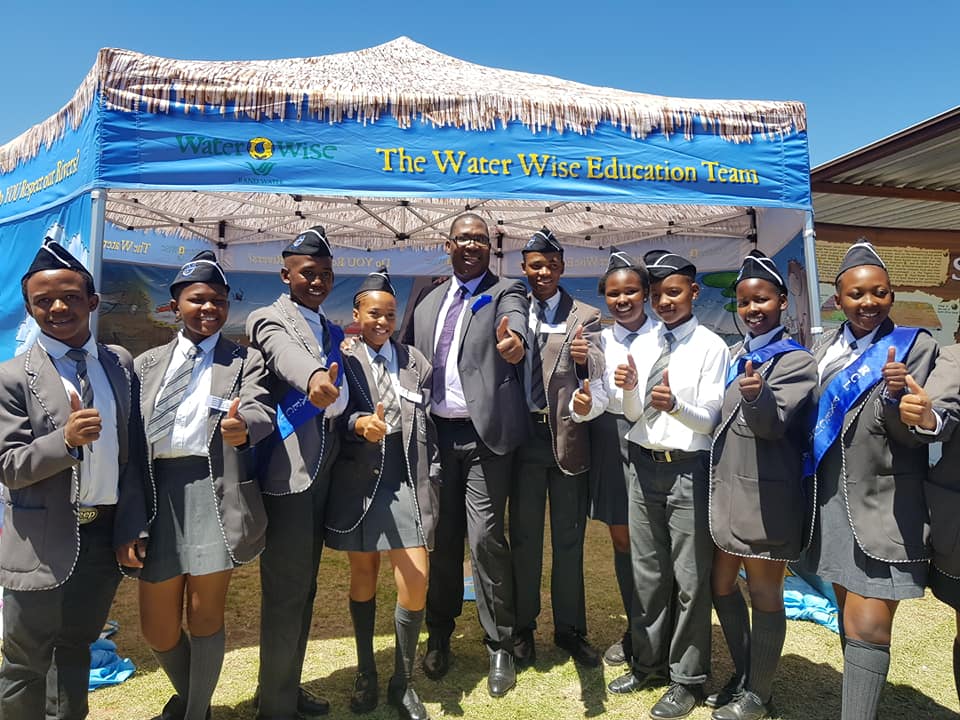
[174,135,338,185]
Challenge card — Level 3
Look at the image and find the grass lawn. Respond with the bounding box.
[89,521,959,719]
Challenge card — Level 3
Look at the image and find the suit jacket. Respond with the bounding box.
[709,333,818,560]
[403,271,530,455]
[533,289,603,475]
[137,335,274,564]
[812,318,937,563]
[326,340,440,548]
[246,294,341,495]
[0,341,147,591]
[911,343,960,576]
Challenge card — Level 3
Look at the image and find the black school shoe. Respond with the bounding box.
[705,673,745,708]
[603,631,632,666]
[421,637,450,681]
[554,632,601,668]
[711,690,769,720]
[387,678,430,720]
[161,695,211,720]
[349,672,379,714]
[649,683,703,720]
[252,685,331,717]
[513,628,536,669]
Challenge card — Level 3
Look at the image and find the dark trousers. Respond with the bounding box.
[510,418,589,637]
[627,447,713,685]
[426,417,515,652]
[258,433,338,720]
[0,518,121,720]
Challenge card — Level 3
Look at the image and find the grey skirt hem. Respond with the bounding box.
[588,413,633,527]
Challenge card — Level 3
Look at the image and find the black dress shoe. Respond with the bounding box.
[161,695,211,720]
[555,632,601,668]
[705,673,745,709]
[487,649,516,698]
[349,672,379,714]
[649,683,703,720]
[711,690,769,720]
[387,679,430,720]
[421,637,450,681]
[513,629,536,669]
[607,668,664,694]
[297,686,331,717]
[603,631,632,666]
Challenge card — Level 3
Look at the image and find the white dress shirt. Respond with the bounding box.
[153,332,219,459]
[743,325,786,354]
[431,273,487,419]
[623,317,729,452]
[294,302,348,420]
[817,323,879,380]
[365,339,402,435]
[525,289,563,412]
[40,334,120,506]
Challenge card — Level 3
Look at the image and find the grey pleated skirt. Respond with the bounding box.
[141,456,235,583]
[326,434,424,552]
[587,412,634,526]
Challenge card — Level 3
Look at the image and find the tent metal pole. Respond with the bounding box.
[89,188,107,339]
[802,211,822,340]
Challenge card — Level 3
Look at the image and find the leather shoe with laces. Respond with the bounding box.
[253,685,330,718]
[387,678,430,720]
[487,649,516,698]
[607,668,665,694]
[649,683,703,720]
[603,631,632,667]
[513,629,536,669]
[711,690,769,720]
[705,673,745,708]
[554,632,601,668]
[421,637,450,681]
[349,672,378,714]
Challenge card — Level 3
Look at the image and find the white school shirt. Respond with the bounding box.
[743,325,786,354]
[365,339,402,435]
[295,303,348,420]
[40,334,120,507]
[622,317,729,452]
[153,332,219,459]
[431,273,487,419]
[525,289,562,412]
[817,323,879,380]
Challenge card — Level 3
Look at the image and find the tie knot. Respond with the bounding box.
[538,299,548,311]
[65,348,86,363]
[849,340,858,352]
[663,331,676,347]
[186,346,201,361]
[458,286,469,299]
[374,354,387,366]
[623,332,639,346]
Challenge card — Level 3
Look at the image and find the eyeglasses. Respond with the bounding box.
[451,235,491,247]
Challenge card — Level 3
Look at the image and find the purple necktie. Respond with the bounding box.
[432,286,469,403]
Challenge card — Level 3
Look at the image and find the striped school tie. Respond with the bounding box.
[529,299,549,411]
[146,346,201,443]
[65,349,94,409]
[373,355,401,433]
[644,331,675,424]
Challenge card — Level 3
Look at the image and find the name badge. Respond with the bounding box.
[542,322,567,334]
[207,395,234,412]
[399,387,424,405]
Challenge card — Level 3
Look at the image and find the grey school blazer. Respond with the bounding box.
[137,336,274,564]
[709,333,819,560]
[812,319,937,563]
[326,340,440,548]
[247,294,341,495]
[0,341,148,591]
[912,343,960,577]
[403,271,530,456]
[536,289,604,476]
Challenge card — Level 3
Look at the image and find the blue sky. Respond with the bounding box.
[0,1,955,166]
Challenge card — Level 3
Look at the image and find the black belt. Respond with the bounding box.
[530,412,549,425]
[78,505,115,525]
[431,415,472,425]
[638,446,705,464]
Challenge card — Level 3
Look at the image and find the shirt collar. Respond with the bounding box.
[39,333,98,361]
[841,322,879,351]
[177,330,219,358]
[453,272,487,298]
[365,338,395,365]
[612,316,655,342]
[745,325,785,352]
[663,316,697,342]
[530,290,562,312]
[295,301,327,327]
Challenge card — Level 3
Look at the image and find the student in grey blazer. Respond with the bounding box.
[510,228,604,669]
[401,212,529,698]
[136,251,274,720]
[0,239,147,720]
[245,226,347,720]
[708,251,818,720]
[803,241,937,720]
[897,343,960,707]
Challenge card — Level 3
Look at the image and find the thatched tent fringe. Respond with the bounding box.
[0,37,807,174]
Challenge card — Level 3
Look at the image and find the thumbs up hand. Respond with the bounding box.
[573,378,593,416]
[308,361,341,409]
[739,359,763,403]
[899,374,937,430]
[882,346,908,396]
[650,369,675,412]
[614,354,639,391]
[65,390,101,449]
[221,397,249,447]
[356,402,388,443]
[569,325,589,367]
[495,316,525,364]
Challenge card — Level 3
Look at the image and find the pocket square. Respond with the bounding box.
[471,294,492,313]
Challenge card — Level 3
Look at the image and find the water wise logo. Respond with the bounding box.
[174,135,338,185]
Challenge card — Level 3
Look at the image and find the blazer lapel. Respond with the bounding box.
[353,345,380,409]
[139,338,179,428]
[277,294,323,360]
[98,345,130,459]
[25,343,72,429]
[395,342,420,457]
[459,271,498,357]
[208,337,242,441]
[541,291,575,379]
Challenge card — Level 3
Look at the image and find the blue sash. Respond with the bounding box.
[809,326,920,474]
[725,338,808,387]
[276,323,345,440]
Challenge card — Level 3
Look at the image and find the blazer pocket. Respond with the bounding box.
[729,475,792,548]
[235,477,267,542]
[877,473,926,547]
[1,505,47,573]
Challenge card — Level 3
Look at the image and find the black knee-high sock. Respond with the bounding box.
[351,598,378,676]
[748,608,786,703]
[153,630,191,700]
[953,637,960,708]
[841,638,890,720]
[393,603,424,687]
[185,628,224,720]
[713,590,750,686]
[613,549,634,625]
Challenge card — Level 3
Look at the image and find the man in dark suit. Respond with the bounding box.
[510,228,604,669]
[402,213,529,697]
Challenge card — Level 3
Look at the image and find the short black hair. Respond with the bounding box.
[21,267,96,304]
[449,212,489,236]
[598,264,650,296]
